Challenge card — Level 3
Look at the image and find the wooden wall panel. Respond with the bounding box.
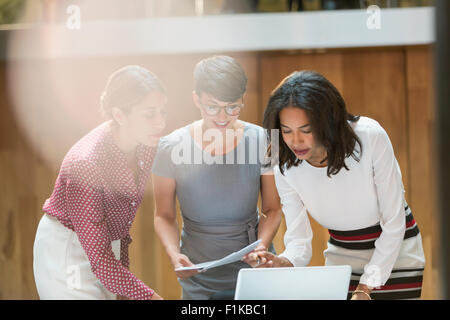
[0,58,62,299]
[405,46,438,299]
[341,50,410,196]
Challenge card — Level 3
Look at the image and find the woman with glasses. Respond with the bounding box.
[151,55,282,300]
[250,71,426,300]
[33,65,166,300]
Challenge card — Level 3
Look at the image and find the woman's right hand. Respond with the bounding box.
[171,253,200,279]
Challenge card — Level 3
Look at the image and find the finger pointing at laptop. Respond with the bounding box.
[242,249,294,268]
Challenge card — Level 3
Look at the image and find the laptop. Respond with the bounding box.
[234,265,352,300]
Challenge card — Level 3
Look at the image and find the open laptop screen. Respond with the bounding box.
[234,265,352,300]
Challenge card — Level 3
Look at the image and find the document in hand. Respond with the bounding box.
[175,239,262,272]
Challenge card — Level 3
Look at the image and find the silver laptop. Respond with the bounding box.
[234,265,352,300]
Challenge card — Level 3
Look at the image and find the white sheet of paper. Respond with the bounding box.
[175,239,262,272]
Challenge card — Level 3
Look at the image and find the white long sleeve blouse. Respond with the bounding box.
[276,116,407,287]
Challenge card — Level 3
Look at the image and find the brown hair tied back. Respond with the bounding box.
[100,65,166,119]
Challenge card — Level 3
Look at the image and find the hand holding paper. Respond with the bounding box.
[175,240,262,272]
[172,253,200,279]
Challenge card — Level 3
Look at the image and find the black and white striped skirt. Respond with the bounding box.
[324,205,426,300]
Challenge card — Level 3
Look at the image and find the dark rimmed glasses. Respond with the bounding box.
[199,102,244,116]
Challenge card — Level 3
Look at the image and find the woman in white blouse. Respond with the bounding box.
[252,70,426,300]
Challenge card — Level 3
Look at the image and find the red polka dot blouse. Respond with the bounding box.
[43,121,156,300]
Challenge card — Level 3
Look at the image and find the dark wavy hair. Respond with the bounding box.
[263,70,362,178]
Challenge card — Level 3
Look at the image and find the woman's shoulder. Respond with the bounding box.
[273,163,298,177]
[240,121,267,140]
[155,124,191,155]
[353,116,382,130]
[351,117,394,160]
[272,163,301,189]
[353,116,387,140]
[241,120,264,132]
[59,150,104,188]
[64,122,111,164]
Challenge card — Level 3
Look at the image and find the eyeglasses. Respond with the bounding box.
[199,102,244,116]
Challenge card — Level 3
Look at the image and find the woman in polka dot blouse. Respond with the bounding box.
[33,65,166,300]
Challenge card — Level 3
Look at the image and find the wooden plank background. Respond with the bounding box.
[0,46,438,299]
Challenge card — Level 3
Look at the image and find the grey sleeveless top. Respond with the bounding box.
[151,121,273,300]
